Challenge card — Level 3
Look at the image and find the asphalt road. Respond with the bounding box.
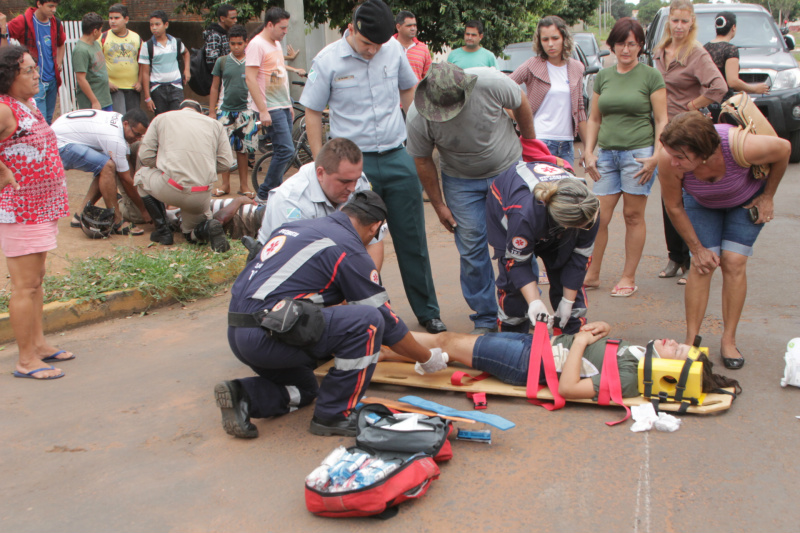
[1,159,798,532]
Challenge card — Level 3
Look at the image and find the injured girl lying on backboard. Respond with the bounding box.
[379,321,741,402]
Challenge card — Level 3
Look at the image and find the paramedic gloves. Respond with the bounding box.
[415,348,450,375]
[555,297,575,329]
[528,299,552,327]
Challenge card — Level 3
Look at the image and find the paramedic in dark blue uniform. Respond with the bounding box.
[487,155,600,335]
[216,191,448,438]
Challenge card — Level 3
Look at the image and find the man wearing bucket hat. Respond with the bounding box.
[299,0,447,335]
[407,63,535,334]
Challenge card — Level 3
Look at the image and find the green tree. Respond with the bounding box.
[748,0,800,23]
[553,0,602,26]
[305,0,550,54]
[176,0,268,25]
[55,0,115,21]
[177,0,552,55]
[636,0,665,25]
[611,0,633,20]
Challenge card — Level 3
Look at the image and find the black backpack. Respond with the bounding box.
[187,46,214,96]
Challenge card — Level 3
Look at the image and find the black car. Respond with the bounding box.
[496,41,600,117]
[643,3,800,162]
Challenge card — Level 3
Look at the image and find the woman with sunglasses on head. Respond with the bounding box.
[654,0,727,285]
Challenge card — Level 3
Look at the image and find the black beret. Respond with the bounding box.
[354,0,395,45]
[347,190,388,222]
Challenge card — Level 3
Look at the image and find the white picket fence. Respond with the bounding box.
[58,20,82,115]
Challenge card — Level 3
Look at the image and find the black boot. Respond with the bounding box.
[141,195,174,245]
[241,236,261,263]
[192,219,230,253]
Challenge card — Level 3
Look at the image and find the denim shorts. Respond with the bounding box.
[58,143,110,176]
[683,190,764,257]
[472,332,546,386]
[593,146,656,196]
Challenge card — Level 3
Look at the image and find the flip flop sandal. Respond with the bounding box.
[610,285,638,297]
[13,366,65,380]
[238,191,256,199]
[212,188,229,197]
[42,350,76,363]
[70,213,81,228]
[112,221,145,236]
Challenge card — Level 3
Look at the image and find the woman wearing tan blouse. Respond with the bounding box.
[653,0,727,284]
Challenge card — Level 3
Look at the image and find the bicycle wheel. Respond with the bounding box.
[292,128,314,169]
[251,149,273,193]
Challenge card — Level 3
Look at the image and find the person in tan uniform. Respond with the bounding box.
[135,99,234,251]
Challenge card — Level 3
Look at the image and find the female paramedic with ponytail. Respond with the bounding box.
[382,321,741,399]
[487,140,599,334]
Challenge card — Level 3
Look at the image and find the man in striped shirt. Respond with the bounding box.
[393,10,431,81]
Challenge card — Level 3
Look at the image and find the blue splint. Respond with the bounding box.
[398,395,515,431]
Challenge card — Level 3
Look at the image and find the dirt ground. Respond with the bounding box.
[1,152,799,532]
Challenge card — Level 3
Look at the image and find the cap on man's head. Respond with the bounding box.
[179,99,203,113]
[346,190,388,222]
[415,62,478,122]
[353,0,395,45]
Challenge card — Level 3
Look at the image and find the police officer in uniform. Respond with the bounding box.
[251,138,386,270]
[299,0,447,334]
[487,139,600,335]
[217,191,448,438]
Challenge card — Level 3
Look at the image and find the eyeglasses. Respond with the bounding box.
[614,41,641,50]
[19,66,38,77]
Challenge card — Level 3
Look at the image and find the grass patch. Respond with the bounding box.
[0,242,246,313]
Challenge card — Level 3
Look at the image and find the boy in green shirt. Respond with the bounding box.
[208,25,257,198]
[73,12,112,111]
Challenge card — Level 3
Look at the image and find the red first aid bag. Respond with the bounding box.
[304,451,440,518]
[304,405,450,518]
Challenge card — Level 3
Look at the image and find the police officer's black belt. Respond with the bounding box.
[362,144,403,156]
[228,313,264,328]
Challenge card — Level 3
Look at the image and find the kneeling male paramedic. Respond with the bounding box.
[217,191,448,438]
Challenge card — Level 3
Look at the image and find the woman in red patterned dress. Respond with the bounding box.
[0,46,72,379]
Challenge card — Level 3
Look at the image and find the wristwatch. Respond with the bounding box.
[0,33,9,40]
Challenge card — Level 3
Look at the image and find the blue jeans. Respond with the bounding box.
[34,79,58,124]
[441,171,499,328]
[472,332,548,386]
[594,146,656,196]
[58,143,110,176]
[257,108,294,199]
[540,139,575,167]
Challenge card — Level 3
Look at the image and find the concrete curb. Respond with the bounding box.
[0,256,245,345]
